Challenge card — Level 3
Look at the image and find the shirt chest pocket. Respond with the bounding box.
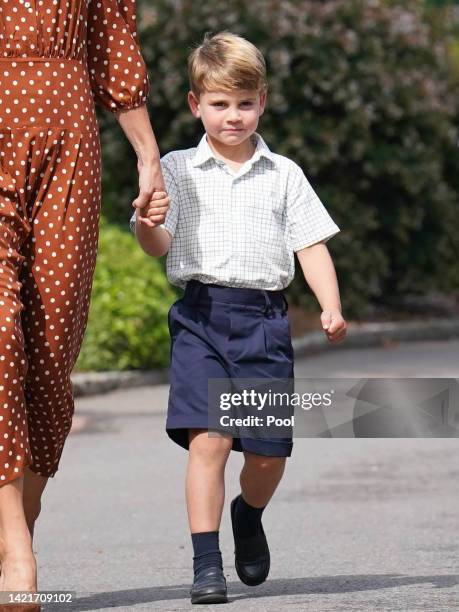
[244,188,286,247]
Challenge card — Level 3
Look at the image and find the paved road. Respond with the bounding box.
[37,340,459,611]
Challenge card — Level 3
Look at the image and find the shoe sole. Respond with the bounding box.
[230,496,270,587]
[191,591,228,604]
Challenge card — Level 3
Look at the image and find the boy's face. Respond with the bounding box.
[188,88,267,147]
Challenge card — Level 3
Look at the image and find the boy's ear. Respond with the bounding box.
[188,91,201,118]
[259,89,267,116]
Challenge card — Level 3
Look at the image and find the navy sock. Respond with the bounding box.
[233,494,266,538]
[191,531,223,576]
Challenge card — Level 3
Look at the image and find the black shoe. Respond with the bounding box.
[230,495,270,586]
[190,565,228,605]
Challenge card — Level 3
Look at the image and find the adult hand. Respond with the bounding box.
[115,104,166,216]
[132,156,167,212]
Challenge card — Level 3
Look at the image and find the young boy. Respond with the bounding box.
[131,32,347,605]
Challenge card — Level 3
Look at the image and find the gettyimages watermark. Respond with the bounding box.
[207,378,459,438]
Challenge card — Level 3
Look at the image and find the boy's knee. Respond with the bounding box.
[245,453,286,473]
[189,429,232,464]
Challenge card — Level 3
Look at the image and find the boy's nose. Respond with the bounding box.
[228,109,242,121]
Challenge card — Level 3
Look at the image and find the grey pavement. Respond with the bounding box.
[37,340,459,611]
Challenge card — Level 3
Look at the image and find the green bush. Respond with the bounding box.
[98,0,459,316]
[76,220,178,371]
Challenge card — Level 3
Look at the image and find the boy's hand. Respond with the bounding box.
[321,309,347,344]
[135,190,170,228]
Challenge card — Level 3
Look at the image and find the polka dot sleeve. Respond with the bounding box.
[86,0,150,113]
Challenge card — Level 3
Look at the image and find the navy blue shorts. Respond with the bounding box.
[166,280,295,457]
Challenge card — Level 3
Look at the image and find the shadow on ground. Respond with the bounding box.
[45,573,459,610]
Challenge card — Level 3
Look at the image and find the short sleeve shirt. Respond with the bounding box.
[130,132,340,290]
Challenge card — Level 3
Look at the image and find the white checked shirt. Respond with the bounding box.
[130,132,340,290]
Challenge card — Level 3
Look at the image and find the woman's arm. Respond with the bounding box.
[115,105,167,210]
[86,1,167,213]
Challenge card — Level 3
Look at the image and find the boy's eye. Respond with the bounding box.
[210,101,254,107]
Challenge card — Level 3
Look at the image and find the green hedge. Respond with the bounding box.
[76,220,178,371]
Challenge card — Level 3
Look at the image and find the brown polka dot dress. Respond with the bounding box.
[0,0,150,484]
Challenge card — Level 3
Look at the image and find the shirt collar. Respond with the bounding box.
[191,132,277,169]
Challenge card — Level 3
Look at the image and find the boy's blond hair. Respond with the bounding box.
[188,32,267,97]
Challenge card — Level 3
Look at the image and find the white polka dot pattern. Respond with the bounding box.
[0,1,150,112]
[86,0,150,112]
[0,58,102,483]
[0,0,150,484]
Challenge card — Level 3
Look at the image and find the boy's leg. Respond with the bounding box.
[186,429,233,533]
[240,452,286,508]
[230,453,288,587]
[233,451,286,556]
[187,429,232,604]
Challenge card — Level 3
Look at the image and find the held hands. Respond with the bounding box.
[321,309,347,344]
[132,158,170,228]
[135,190,170,228]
